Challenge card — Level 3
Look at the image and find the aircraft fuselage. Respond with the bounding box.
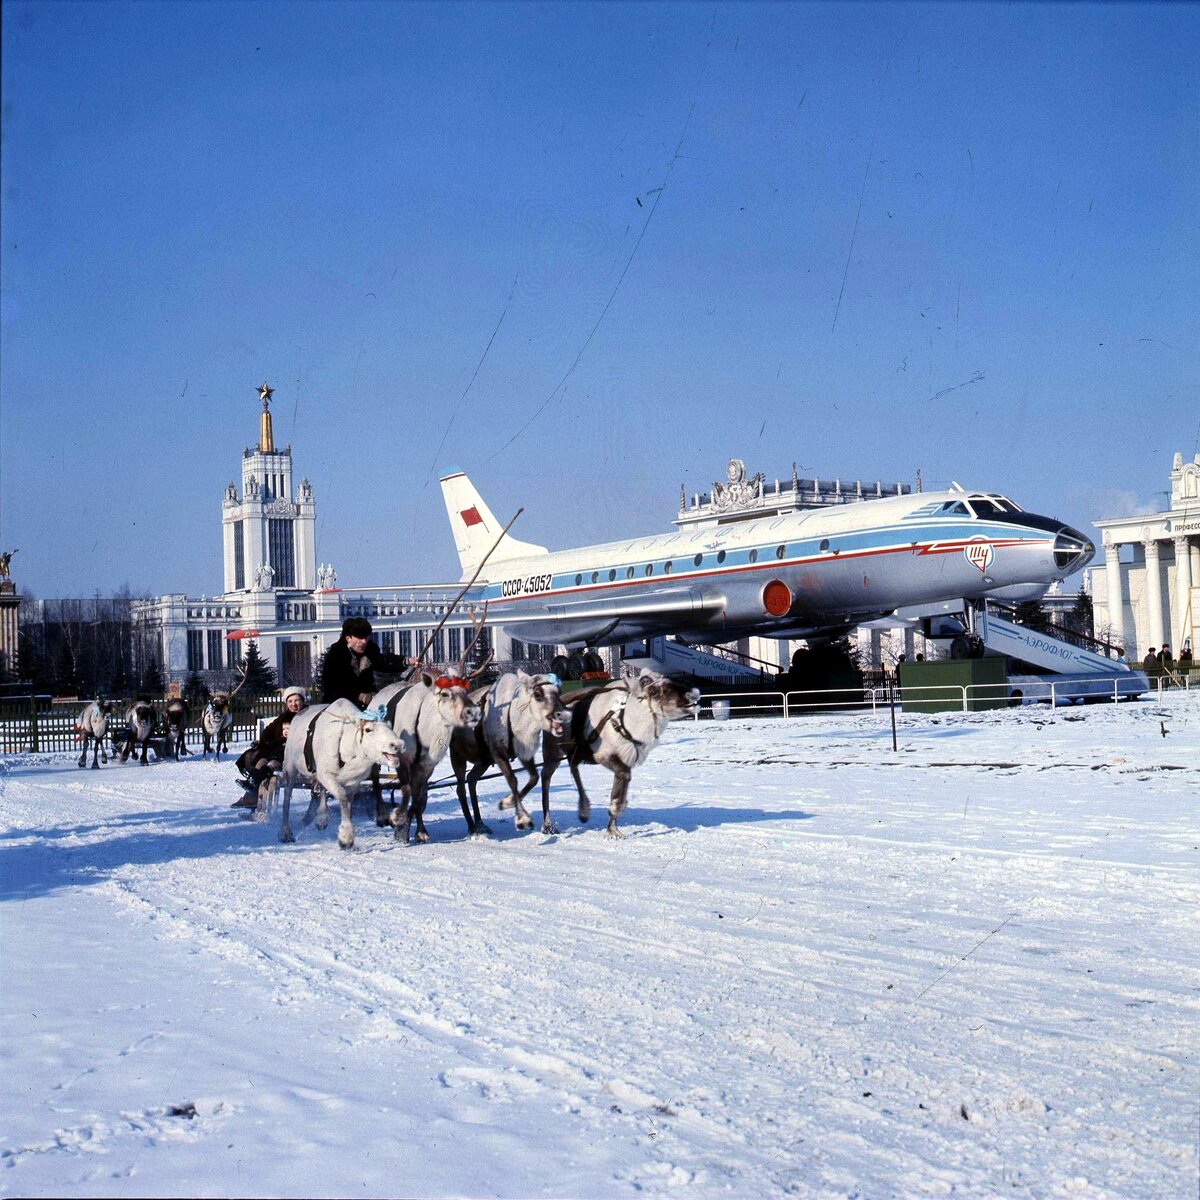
[465,488,1094,648]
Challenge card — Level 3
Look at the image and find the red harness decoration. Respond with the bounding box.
[434,675,470,691]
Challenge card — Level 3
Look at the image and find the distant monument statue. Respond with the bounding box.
[251,562,275,592]
[0,549,17,680]
[317,563,338,590]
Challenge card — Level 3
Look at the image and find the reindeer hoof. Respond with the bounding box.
[542,820,559,835]
[472,822,493,838]
[315,816,329,831]
[605,819,624,839]
[416,830,430,844]
[515,812,533,831]
[498,795,515,810]
[252,810,268,824]
[91,762,100,770]
[279,827,295,844]
[578,803,591,823]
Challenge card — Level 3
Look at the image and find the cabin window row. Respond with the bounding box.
[571,544,792,587]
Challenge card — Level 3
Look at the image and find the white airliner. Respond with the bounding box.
[439,470,1095,649]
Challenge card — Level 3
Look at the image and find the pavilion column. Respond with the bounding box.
[1174,536,1193,651]
[1144,539,1165,652]
[1104,542,1126,652]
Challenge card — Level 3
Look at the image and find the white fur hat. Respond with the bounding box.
[281,686,306,701]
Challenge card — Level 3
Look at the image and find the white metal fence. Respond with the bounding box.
[698,676,1193,720]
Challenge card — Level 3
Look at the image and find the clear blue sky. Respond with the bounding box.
[2,1,1196,597]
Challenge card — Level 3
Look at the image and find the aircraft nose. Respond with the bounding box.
[1053,526,1095,574]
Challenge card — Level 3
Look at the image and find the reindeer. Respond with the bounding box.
[275,699,403,847]
[202,664,247,760]
[163,697,190,760]
[118,700,159,766]
[540,670,700,837]
[75,700,115,769]
[372,616,487,843]
[450,671,568,835]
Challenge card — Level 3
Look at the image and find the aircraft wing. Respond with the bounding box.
[496,586,725,643]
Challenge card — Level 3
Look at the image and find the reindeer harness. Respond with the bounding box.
[302,708,378,774]
[570,683,660,753]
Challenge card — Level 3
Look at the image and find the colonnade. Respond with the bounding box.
[1103,534,1198,655]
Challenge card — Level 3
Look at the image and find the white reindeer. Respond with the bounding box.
[540,670,700,837]
[449,671,568,835]
[372,672,483,844]
[75,700,115,769]
[372,611,489,843]
[118,701,159,766]
[276,698,403,848]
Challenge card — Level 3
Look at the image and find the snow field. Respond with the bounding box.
[2,695,1197,1198]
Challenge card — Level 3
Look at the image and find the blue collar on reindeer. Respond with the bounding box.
[356,705,387,723]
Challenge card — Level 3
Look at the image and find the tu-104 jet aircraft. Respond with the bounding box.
[439,466,1095,650]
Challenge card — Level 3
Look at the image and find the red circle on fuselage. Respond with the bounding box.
[763,579,792,617]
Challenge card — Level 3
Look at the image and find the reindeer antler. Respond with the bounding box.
[227,659,250,701]
[457,603,491,679]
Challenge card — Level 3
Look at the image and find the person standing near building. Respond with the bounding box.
[321,617,411,707]
[1143,646,1159,673]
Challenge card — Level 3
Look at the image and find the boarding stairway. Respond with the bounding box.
[974,603,1132,675]
[621,636,771,683]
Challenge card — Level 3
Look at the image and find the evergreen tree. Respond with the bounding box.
[139,657,165,697]
[240,640,277,695]
[311,649,327,702]
[183,671,209,705]
[1070,590,1094,639]
[1013,599,1047,629]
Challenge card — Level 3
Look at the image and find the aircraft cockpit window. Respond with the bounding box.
[968,497,1006,518]
[939,501,970,516]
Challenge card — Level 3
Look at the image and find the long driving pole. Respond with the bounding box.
[412,508,524,668]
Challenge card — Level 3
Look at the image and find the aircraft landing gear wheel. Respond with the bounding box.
[566,650,588,680]
[550,654,571,680]
[950,634,985,660]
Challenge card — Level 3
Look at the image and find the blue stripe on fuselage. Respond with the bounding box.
[481,520,1048,606]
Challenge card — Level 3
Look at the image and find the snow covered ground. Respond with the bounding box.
[2,695,1197,1198]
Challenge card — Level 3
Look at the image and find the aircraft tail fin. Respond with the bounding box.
[439,471,549,580]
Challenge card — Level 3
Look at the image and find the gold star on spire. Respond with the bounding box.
[256,382,275,451]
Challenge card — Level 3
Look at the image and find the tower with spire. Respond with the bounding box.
[220,382,316,594]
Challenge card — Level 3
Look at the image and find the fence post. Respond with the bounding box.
[29,694,39,753]
[783,691,789,719]
[961,685,968,713]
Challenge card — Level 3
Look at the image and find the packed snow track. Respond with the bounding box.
[3,698,1197,1197]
